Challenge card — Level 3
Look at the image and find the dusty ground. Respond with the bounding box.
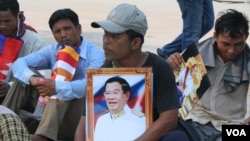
[20,0,250,115]
[20,0,250,51]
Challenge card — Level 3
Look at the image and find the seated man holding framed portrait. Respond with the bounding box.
[75,3,189,141]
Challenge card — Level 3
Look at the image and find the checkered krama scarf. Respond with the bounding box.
[0,114,30,141]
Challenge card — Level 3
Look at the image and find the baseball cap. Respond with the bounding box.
[91,3,148,36]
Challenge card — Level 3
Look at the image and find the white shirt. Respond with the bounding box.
[94,105,146,141]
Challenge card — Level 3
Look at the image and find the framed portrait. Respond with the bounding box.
[86,67,153,141]
[174,43,210,119]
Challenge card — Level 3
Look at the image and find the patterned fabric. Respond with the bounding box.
[33,45,80,116]
[0,114,31,141]
[51,45,80,81]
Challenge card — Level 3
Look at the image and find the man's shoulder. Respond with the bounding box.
[82,38,104,56]
[22,29,43,39]
[145,52,171,67]
[147,52,164,62]
[101,61,113,68]
[198,37,214,49]
[130,109,145,118]
[82,38,101,49]
[144,52,174,79]
[21,30,44,45]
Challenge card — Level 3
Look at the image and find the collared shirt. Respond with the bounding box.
[185,37,250,131]
[12,37,105,101]
[94,105,146,141]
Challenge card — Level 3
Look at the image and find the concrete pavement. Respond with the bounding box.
[20,0,250,52]
[20,0,250,116]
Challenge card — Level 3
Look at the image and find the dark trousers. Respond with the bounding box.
[160,130,189,141]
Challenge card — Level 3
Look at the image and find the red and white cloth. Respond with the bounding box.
[0,35,23,81]
[51,45,80,81]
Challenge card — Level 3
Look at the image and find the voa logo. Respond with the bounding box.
[226,129,246,136]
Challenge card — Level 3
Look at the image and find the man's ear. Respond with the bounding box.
[130,37,142,50]
[76,24,82,34]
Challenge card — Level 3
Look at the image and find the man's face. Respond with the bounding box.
[51,19,82,47]
[214,32,247,63]
[0,10,17,37]
[102,31,132,61]
[104,82,130,114]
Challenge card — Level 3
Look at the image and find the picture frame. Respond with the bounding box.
[174,43,210,119]
[86,67,153,141]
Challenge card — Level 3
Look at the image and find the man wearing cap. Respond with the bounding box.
[75,3,189,141]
